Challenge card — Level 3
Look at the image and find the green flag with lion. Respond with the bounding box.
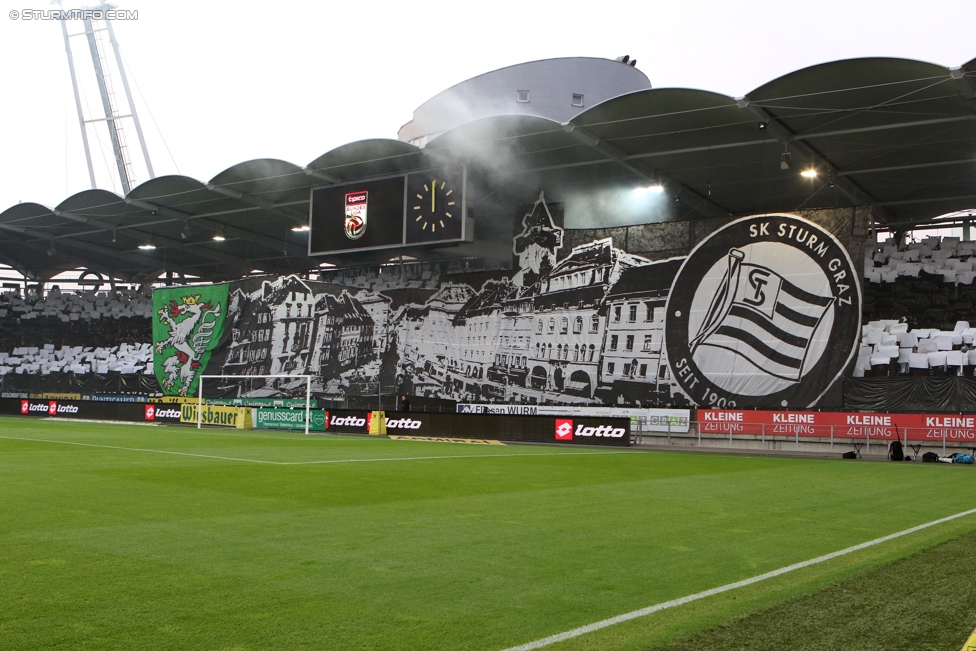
[152,284,229,396]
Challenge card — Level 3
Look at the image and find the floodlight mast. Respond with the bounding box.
[60,13,96,189]
[58,2,155,194]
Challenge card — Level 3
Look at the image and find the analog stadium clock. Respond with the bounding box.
[405,168,464,244]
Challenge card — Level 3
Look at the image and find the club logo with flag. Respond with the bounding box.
[666,214,860,409]
[152,284,229,397]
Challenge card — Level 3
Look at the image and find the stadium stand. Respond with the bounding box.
[0,288,152,376]
[861,235,976,377]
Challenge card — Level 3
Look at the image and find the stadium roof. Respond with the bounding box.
[1,55,974,283]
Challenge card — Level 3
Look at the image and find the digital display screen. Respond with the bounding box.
[309,176,406,254]
[308,167,465,255]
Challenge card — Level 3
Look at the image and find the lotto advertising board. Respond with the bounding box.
[321,410,630,446]
[0,398,144,421]
[456,404,690,433]
[698,409,976,442]
[143,403,182,422]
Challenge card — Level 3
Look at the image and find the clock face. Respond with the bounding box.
[405,169,464,244]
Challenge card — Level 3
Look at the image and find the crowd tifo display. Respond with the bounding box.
[0,288,153,377]
[153,194,864,409]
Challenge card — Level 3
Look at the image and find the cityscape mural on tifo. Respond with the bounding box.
[153,192,861,409]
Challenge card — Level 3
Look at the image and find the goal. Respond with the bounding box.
[197,374,314,434]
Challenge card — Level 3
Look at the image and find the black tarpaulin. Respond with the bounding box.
[844,377,976,412]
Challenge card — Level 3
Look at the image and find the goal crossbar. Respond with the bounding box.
[197,374,314,435]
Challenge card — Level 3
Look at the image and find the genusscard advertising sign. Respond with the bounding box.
[665,214,860,409]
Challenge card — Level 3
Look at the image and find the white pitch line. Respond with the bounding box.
[0,435,628,466]
[275,450,628,465]
[0,435,284,464]
[500,507,976,651]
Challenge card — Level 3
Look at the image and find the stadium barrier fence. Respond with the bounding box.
[635,420,976,455]
[0,399,631,447]
[5,396,976,454]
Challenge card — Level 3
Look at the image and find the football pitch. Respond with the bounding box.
[2,416,975,651]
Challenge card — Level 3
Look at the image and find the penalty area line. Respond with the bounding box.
[500,506,976,651]
[0,435,628,466]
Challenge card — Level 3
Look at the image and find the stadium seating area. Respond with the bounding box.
[0,342,153,376]
[860,235,976,377]
[0,289,152,376]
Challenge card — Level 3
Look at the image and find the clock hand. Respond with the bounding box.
[431,180,436,213]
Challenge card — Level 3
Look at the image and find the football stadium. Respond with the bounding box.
[2,9,976,651]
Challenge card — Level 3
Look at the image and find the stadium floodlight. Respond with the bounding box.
[138,243,156,250]
[212,235,226,241]
[198,374,315,435]
[633,185,664,196]
[801,169,818,178]
[291,225,310,232]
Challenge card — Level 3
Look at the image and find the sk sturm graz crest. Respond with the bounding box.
[665,214,860,408]
[152,284,229,396]
[344,190,367,240]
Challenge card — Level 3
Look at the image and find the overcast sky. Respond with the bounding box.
[0,0,972,212]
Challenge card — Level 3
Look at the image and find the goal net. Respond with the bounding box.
[197,374,315,434]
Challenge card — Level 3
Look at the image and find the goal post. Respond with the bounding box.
[197,374,314,435]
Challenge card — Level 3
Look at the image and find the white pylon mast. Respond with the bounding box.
[59,2,155,193]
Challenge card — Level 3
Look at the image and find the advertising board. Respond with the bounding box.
[179,404,249,428]
[698,409,976,442]
[254,408,326,432]
[322,409,630,446]
[456,404,690,433]
[0,398,147,422]
[143,403,182,422]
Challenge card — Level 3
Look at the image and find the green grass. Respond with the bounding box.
[651,529,976,651]
[1,416,975,651]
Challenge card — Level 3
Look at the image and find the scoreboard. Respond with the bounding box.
[308,167,468,255]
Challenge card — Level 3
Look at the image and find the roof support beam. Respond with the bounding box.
[7,226,165,273]
[950,67,976,102]
[878,193,976,207]
[839,157,976,176]
[736,98,895,222]
[124,198,307,258]
[204,184,307,223]
[303,166,339,184]
[0,240,42,277]
[0,239,130,279]
[790,115,976,141]
[562,123,733,221]
[43,207,255,270]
